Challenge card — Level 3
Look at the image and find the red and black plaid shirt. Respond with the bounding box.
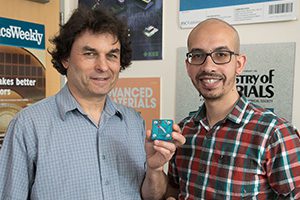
[169,95,300,199]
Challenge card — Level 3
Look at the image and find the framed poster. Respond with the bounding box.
[175,43,295,123]
[79,0,163,60]
[179,0,298,28]
[0,17,46,148]
[109,77,160,129]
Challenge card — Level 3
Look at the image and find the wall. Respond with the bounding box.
[0,0,61,97]
[64,0,300,128]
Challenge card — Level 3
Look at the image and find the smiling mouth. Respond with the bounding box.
[91,77,109,81]
[201,78,221,84]
[198,76,223,90]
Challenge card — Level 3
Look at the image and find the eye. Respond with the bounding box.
[83,51,97,58]
[214,51,229,57]
[107,52,120,60]
[192,53,205,59]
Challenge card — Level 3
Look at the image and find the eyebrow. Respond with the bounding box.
[190,48,205,53]
[82,46,96,52]
[81,46,120,54]
[213,46,231,51]
[110,48,120,54]
[190,46,231,53]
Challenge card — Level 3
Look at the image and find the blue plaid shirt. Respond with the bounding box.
[0,85,146,199]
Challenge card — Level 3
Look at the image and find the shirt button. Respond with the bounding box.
[199,166,206,173]
[242,189,247,197]
[102,155,106,160]
[206,133,212,139]
[104,180,110,185]
[218,155,224,162]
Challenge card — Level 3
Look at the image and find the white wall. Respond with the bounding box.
[64,0,300,128]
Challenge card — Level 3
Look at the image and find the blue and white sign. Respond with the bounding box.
[179,0,298,28]
[0,17,45,49]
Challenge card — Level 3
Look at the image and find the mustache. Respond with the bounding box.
[196,72,224,80]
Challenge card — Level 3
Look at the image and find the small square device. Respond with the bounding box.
[151,119,173,141]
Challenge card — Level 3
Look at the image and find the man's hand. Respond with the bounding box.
[141,123,185,200]
[145,123,186,171]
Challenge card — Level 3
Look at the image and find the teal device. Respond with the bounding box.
[151,119,173,141]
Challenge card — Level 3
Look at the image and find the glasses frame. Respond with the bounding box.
[186,50,239,65]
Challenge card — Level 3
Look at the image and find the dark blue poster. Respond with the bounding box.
[0,17,46,148]
[79,0,163,60]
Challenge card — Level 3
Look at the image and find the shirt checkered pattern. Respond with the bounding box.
[168,95,300,199]
[0,85,146,200]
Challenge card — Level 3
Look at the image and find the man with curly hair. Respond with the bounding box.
[0,6,185,199]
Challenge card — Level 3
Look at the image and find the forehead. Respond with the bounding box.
[188,21,237,52]
[73,30,120,50]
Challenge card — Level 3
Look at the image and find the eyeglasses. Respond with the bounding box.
[186,50,239,65]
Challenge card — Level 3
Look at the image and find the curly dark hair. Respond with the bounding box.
[48,6,132,75]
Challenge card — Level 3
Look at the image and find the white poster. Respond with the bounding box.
[175,43,295,123]
[179,0,298,28]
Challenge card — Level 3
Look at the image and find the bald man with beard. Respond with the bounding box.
[142,18,300,200]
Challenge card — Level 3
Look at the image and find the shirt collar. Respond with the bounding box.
[104,95,124,120]
[227,94,249,124]
[55,84,123,121]
[193,93,249,125]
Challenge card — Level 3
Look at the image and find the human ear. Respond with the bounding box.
[185,59,192,78]
[236,54,246,75]
[61,58,69,69]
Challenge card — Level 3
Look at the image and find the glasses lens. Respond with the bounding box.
[187,51,235,65]
[211,51,231,64]
[187,53,206,65]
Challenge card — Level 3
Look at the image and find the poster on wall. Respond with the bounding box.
[179,0,298,28]
[109,77,160,129]
[0,17,46,148]
[79,0,163,60]
[175,43,295,123]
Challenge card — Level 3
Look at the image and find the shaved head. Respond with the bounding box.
[187,18,240,53]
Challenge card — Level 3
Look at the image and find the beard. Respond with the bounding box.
[192,71,236,101]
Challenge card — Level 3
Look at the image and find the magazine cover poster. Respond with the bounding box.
[79,0,163,60]
[0,17,46,148]
[179,0,298,28]
[109,77,160,129]
[175,43,295,123]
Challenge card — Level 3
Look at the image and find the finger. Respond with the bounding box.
[166,197,177,200]
[153,145,175,160]
[153,140,176,153]
[171,132,186,146]
[145,129,152,141]
[171,123,186,146]
[172,123,181,133]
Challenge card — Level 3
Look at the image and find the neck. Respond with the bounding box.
[205,92,240,127]
[69,89,106,125]
[79,98,106,125]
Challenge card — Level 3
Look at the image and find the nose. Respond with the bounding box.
[203,54,215,65]
[200,55,216,72]
[95,55,109,71]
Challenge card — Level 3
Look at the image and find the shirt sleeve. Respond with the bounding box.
[266,123,300,198]
[0,116,36,199]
